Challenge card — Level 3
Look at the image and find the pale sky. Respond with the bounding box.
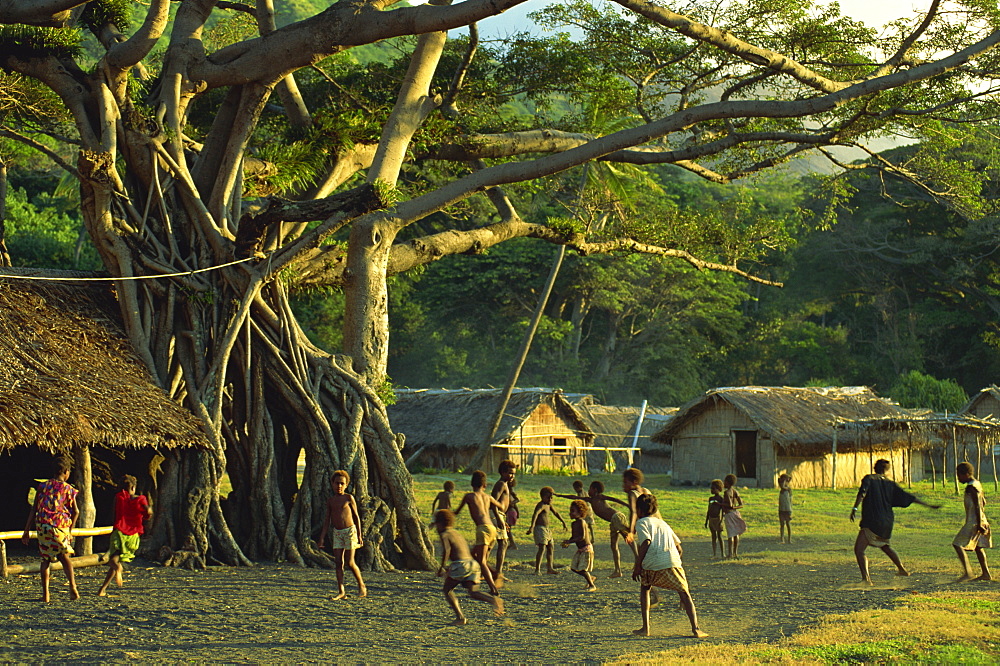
[474,0,934,38]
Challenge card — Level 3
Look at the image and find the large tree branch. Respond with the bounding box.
[288,216,783,290]
[387,31,1000,229]
[0,125,80,178]
[0,0,86,26]
[194,0,530,89]
[609,0,850,93]
[106,0,171,70]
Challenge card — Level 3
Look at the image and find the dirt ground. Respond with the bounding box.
[0,531,967,663]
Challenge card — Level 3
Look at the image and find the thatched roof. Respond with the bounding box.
[575,404,677,453]
[0,273,210,452]
[388,388,595,450]
[651,386,921,454]
[960,385,1000,417]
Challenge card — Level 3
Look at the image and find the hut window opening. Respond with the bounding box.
[553,438,568,455]
[734,430,757,478]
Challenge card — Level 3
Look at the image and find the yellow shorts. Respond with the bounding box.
[610,511,629,535]
[475,523,497,549]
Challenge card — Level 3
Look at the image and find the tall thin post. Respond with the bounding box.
[470,246,566,471]
[831,428,838,490]
[953,425,960,495]
[629,400,648,468]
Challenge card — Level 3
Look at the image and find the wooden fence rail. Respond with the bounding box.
[0,526,113,577]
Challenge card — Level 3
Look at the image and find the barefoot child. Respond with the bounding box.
[722,474,747,559]
[317,470,367,599]
[704,479,724,558]
[562,500,596,591]
[21,456,80,602]
[556,481,632,577]
[454,470,506,595]
[570,480,595,543]
[953,462,992,581]
[490,460,517,581]
[526,486,566,575]
[778,473,793,544]
[506,477,520,550]
[434,510,504,625]
[622,467,651,538]
[98,475,151,596]
[850,459,939,584]
[431,481,455,514]
[631,493,707,638]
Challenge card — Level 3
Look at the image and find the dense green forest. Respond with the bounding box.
[10,136,991,411]
[3,4,995,413]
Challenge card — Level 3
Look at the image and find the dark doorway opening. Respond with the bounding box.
[734,430,757,478]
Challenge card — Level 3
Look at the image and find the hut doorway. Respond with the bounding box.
[734,430,758,479]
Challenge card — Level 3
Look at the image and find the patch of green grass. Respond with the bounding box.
[911,595,1000,612]
[794,638,917,663]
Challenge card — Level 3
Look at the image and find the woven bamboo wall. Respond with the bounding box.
[672,403,756,485]
[499,404,588,473]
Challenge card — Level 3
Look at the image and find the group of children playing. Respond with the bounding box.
[21,455,993,639]
[426,463,707,636]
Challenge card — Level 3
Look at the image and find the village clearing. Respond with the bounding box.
[1,473,998,663]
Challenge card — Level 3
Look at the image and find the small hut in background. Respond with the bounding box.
[574,404,676,473]
[960,386,1000,472]
[652,386,922,489]
[388,388,594,473]
[836,414,1000,492]
[0,275,209,547]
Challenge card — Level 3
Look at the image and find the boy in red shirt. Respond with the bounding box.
[98,475,152,596]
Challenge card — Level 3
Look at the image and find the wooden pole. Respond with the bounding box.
[906,430,912,488]
[4,552,109,575]
[0,539,7,578]
[953,425,960,495]
[831,428,838,490]
[71,444,95,556]
[992,435,999,492]
[930,446,937,490]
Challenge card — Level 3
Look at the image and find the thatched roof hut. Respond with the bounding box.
[575,404,676,473]
[388,388,595,473]
[0,275,208,452]
[960,385,1000,420]
[652,386,925,488]
[0,273,209,530]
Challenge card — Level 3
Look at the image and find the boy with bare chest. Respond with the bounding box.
[455,470,505,595]
[558,480,633,577]
[317,470,367,599]
[434,510,504,625]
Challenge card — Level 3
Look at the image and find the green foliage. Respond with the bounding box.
[888,370,969,412]
[80,0,132,36]
[0,25,82,59]
[4,187,100,270]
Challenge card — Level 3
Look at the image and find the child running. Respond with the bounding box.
[562,499,597,591]
[953,462,992,581]
[526,486,566,575]
[454,470,506,595]
[631,493,707,638]
[506,477,520,550]
[490,460,517,581]
[557,481,632,577]
[21,456,80,602]
[778,473,793,544]
[431,480,455,514]
[98,474,152,597]
[434,509,504,625]
[317,470,367,599]
[570,479,595,543]
[704,479,724,558]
